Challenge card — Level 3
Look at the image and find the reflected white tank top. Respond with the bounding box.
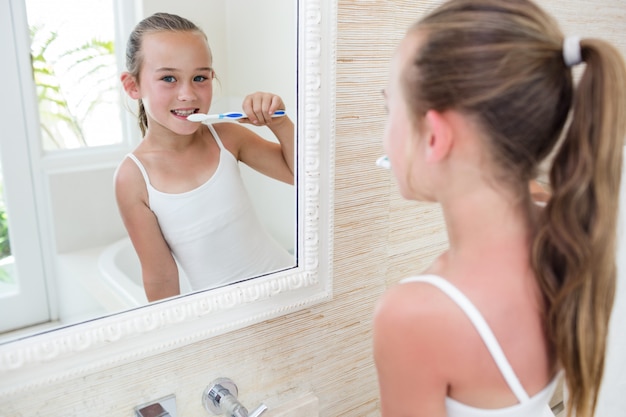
[401,275,559,417]
[127,125,293,290]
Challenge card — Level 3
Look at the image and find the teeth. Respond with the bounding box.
[173,109,196,117]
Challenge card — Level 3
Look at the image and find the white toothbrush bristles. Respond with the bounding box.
[376,155,391,169]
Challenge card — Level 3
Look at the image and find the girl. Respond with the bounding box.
[115,13,294,302]
[374,1,626,416]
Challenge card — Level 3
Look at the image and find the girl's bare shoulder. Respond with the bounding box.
[376,280,457,324]
[210,122,253,141]
[113,155,148,203]
[374,279,469,356]
[209,122,255,155]
[114,155,140,185]
[373,279,468,402]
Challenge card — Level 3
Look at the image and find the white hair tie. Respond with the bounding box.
[563,36,582,67]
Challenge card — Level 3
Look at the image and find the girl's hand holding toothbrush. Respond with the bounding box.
[240,92,287,126]
[187,92,287,125]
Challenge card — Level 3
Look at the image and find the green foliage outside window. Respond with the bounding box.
[0,205,10,259]
[30,25,117,149]
[0,182,11,283]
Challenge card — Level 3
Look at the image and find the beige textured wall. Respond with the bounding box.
[1,1,625,416]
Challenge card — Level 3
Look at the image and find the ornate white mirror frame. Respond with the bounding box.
[0,0,336,393]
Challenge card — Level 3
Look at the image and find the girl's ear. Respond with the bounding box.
[121,72,141,99]
[424,110,453,163]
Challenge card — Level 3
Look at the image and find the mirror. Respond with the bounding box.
[0,0,299,342]
[0,0,334,389]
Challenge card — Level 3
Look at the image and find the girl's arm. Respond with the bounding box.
[218,92,295,184]
[114,158,180,302]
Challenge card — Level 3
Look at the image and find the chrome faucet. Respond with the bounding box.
[203,378,268,417]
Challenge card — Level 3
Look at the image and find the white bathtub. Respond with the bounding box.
[98,237,193,308]
[98,237,147,308]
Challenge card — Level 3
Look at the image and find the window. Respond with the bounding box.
[26,0,124,151]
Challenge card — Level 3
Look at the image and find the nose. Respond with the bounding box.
[177,81,197,101]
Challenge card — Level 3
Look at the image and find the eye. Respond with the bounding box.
[161,75,176,83]
[193,75,208,82]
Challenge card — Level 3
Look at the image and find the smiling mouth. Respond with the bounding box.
[171,109,199,117]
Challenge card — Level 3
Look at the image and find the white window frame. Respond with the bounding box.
[0,0,51,333]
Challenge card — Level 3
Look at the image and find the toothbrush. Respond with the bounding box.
[376,155,391,169]
[187,110,286,123]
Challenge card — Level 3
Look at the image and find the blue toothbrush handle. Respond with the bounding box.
[220,110,286,119]
[219,112,245,119]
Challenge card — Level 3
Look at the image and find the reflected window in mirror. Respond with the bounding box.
[27,0,126,151]
[0,0,134,338]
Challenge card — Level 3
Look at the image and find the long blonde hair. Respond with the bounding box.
[124,12,209,136]
[404,1,626,415]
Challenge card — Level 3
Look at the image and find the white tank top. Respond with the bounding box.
[401,275,559,417]
[127,125,294,290]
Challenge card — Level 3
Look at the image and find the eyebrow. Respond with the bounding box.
[155,67,213,73]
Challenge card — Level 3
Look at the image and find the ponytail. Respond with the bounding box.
[533,39,626,416]
[137,99,148,137]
